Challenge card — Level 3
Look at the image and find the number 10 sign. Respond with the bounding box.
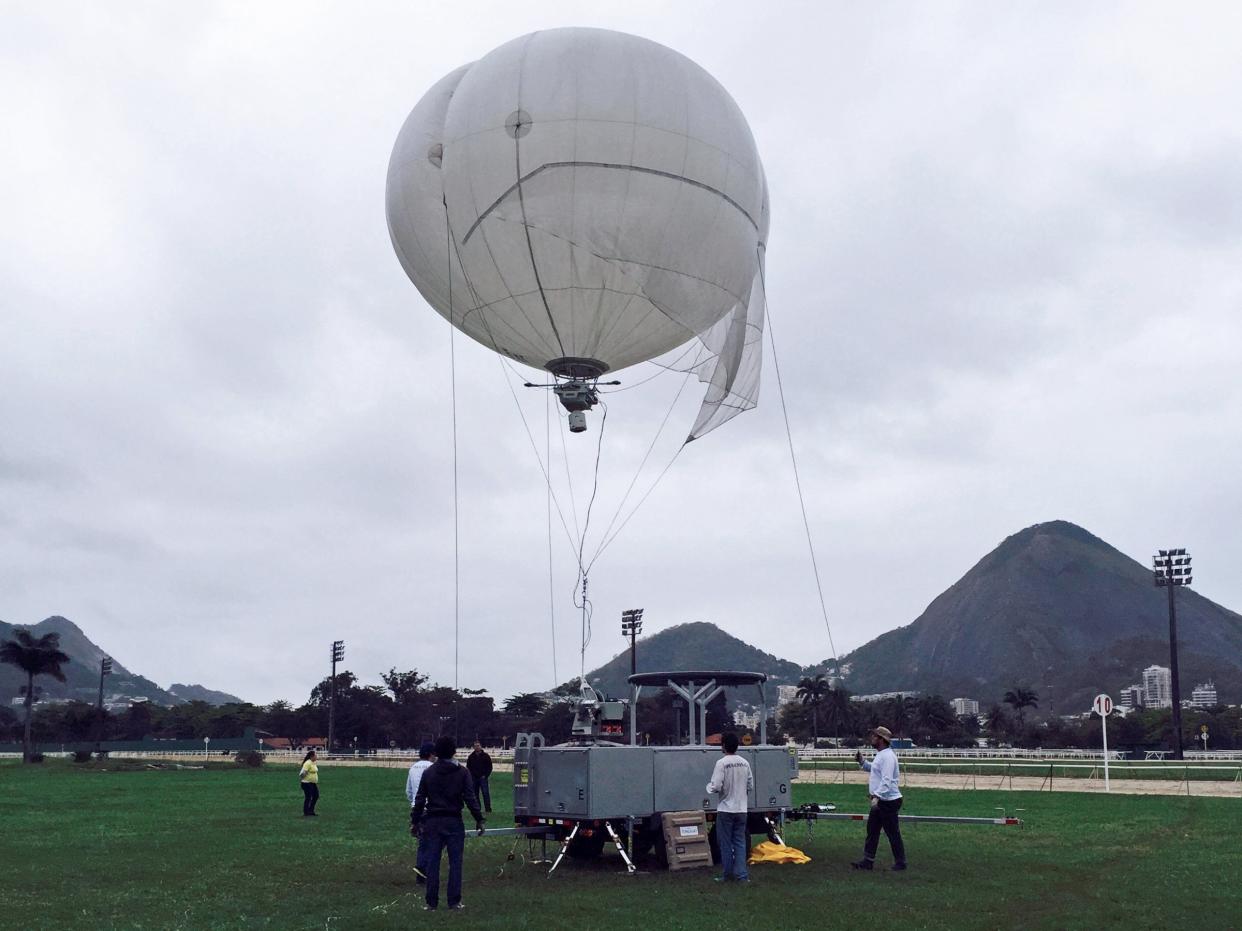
[1093,693,1113,791]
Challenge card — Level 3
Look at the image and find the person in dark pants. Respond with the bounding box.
[852,726,907,871]
[707,731,753,883]
[412,736,485,911]
[406,742,436,882]
[466,741,494,813]
[298,750,319,816]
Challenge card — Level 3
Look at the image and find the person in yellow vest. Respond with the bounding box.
[299,750,320,816]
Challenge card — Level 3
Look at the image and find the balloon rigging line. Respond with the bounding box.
[445,215,462,710]
[545,392,558,688]
[511,42,567,358]
[461,161,760,244]
[588,367,696,573]
[442,194,599,692]
[442,201,583,567]
[763,276,841,671]
[493,359,581,560]
[555,387,583,545]
[590,441,686,571]
[598,342,704,393]
[573,399,608,684]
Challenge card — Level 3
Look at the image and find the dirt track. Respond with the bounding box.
[801,766,1242,798]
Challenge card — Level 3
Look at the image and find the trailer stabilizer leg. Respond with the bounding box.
[605,821,637,874]
[763,816,785,847]
[547,823,580,876]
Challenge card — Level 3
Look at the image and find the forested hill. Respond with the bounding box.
[820,521,1242,708]
[580,621,803,699]
[0,616,239,706]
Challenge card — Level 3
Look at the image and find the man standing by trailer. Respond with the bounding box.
[852,726,907,871]
[412,737,485,911]
[707,732,754,882]
[406,742,435,883]
[466,740,494,813]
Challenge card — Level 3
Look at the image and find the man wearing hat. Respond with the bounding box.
[852,726,907,871]
[406,742,436,883]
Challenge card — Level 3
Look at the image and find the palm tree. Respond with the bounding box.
[915,695,955,740]
[1,630,71,762]
[796,675,831,744]
[503,692,549,718]
[983,703,1010,743]
[822,686,854,744]
[1002,687,1040,728]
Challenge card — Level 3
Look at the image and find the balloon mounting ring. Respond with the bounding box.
[525,359,619,434]
[546,357,608,379]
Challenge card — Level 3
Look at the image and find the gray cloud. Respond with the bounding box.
[2,3,1240,705]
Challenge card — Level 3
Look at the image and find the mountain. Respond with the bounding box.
[827,521,1242,709]
[0,616,240,707]
[580,621,804,701]
[168,683,244,705]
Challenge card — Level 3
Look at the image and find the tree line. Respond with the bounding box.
[6,633,1240,759]
[781,675,1242,751]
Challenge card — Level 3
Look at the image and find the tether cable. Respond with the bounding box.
[765,285,840,670]
[546,392,558,687]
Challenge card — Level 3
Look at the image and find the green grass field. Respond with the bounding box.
[2,759,1239,930]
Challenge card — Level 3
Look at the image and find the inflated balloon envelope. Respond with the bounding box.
[386,27,769,440]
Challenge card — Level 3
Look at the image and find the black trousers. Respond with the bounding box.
[301,782,319,815]
[863,797,905,864]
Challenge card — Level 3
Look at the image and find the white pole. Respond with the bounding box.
[1101,714,1110,792]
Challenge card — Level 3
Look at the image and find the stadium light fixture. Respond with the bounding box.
[328,640,345,753]
[622,609,644,676]
[1153,549,1191,760]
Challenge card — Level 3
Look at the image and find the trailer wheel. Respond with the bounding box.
[566,830,607,860]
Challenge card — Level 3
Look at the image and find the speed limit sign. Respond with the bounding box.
[1092,694,1113,716]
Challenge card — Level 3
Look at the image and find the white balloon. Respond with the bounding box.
[386,27,768,383]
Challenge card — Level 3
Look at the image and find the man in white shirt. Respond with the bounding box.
[406,742,435,882]
[706,732,754,882]
[852,726,907,871]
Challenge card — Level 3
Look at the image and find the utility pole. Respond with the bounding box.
[1153,549,1191,760]
[328,640,344,754]
[621,609,644,676]
[95,657,112,753]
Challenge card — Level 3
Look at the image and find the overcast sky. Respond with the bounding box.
[3,2,1240,707]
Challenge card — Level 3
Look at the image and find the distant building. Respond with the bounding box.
[1119,684,1145,711]
[1191,682,1218,708]
[732,709,761,730]
[850,690,919,703]
[776,685,799,707]
[1143,665,1172,709]
[951,698,979,716]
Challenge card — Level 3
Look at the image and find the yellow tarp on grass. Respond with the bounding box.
[748,841,812,865]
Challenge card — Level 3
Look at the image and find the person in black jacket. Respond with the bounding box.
[466,741,494,813]
[412,736,484,911]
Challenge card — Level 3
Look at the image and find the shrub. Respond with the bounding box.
[234,750,264,768]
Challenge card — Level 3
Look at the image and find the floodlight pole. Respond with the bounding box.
[1153,550,1191,760]
[95,657,112,753]
[329,640,345,754]
[621,609,644,676]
